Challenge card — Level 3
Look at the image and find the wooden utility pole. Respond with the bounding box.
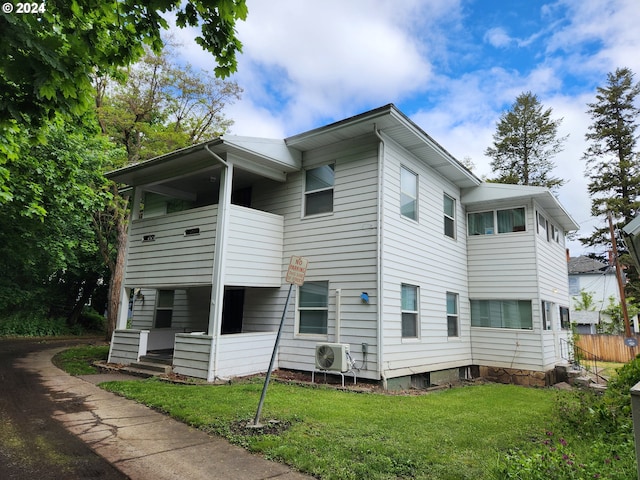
[608,211,632,338]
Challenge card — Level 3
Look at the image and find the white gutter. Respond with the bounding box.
[374,125,387,390]
[205,146,231,382]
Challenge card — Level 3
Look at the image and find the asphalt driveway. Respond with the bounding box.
[0,337,128,480]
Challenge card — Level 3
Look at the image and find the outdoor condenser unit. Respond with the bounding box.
[315,343,350,372]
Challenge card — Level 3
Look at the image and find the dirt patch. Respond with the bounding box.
[229,419,292,436]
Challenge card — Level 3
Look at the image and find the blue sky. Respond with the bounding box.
[171,0,640,255]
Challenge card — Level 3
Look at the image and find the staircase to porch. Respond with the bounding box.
[126,349,174,377]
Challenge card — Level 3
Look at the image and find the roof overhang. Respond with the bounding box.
[286,104,481,189]
[105,137,301,187]
[461,183,579,232]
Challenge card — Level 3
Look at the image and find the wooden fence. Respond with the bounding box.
[575,334,640,363]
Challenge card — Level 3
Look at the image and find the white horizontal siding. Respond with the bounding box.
[471,328,544,370]
[108,330,148,364]
[125,203,284,288]
[216,332,278,378]
[380,134,472,379]
[226,205,284,286]
[253,136,380,380]
[173,334,212,379]
[126,205,217,287]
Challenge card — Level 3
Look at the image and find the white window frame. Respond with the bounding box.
[537,212,549,241]
[400,166,418,221]
[303,164,335,217]
[468,206,526,236]
[401,283,420,338]
[296,281,329,337]
[542,300,554,330]
[470,299,533,330]
[444,193,456,239]
[446,292,459,338]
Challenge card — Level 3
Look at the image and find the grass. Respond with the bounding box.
[52,344,110,375]
[598,361,626,379]
[53,345,634,478]
[100,378,562,479]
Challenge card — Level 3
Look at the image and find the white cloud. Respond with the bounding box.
[484,27,513,48]
[163,0,638,255]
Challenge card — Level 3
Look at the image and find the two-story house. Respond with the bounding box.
[106,104,578,388]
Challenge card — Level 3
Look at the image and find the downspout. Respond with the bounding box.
[335,289,342,344]
[205,144,231,382]
[374,126,387,390]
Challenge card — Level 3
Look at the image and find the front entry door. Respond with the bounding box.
[221,288,244,334]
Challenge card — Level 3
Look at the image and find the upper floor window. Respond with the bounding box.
[497,207,526,233]
[401,284,419,338]
[444,194,456,238]
[304,164,334,216]
[468,211,494,235]
[468,207,526,235]
[537,212,549,240]
[400,166,418,221]
[298,281,329,335]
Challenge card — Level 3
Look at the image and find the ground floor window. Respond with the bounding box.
[560,306,570,330]
[446,292,459,337]
[401,284,419,338]
[154,289,175,328]
[298,281,329,335]
[470,299,532,330]
[542,300,554,330]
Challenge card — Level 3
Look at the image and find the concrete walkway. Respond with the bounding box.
[16,348,311,480]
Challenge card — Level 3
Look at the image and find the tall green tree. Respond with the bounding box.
[485,92,567,190]
[0,0,247,203]
[93,46,241,338]
[582,67,640,247]
[96,47,242,162]
[0,119,123,321]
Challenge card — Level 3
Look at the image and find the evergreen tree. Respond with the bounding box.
[485,92,567,190]
[582,67,640,248]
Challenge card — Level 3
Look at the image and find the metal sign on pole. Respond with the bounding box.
[252,256,308,427]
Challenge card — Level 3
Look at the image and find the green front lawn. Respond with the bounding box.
[100,378,560,479]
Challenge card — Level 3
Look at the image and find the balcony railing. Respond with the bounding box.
[125,204,284,287]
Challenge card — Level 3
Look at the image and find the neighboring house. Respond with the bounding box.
[568,256,620,334]
[106,104,579,389]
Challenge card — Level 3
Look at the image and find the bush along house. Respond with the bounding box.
[106,104,578,389]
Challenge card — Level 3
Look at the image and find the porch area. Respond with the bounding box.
[108,329,278,381]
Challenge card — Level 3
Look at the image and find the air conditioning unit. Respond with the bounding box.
[315,343,350,372]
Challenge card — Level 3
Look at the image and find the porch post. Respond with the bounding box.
[115,186,141,331]
[116,286,131,330]
[207,160,233,380]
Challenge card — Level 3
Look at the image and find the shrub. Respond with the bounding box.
[500,431,635,479]
[0,313,69,336]
[78,307,106,333]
